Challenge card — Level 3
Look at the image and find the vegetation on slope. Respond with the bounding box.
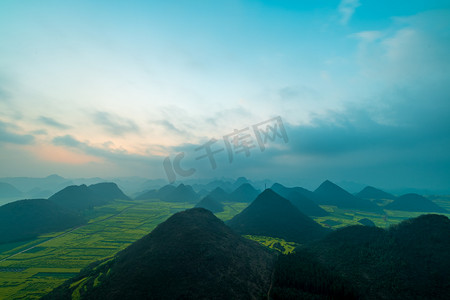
[44,208,276,300]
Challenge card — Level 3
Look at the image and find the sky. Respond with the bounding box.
[0,0,449,192]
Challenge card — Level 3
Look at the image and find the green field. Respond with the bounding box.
[214,202,250,221]
[313,196,450,229]
[0,199,193,299]
[244,235,298,254]
[0,196,448,299]
[0,199,250,299]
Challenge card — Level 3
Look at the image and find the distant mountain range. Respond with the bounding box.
[0,174,143,200]
[44,208,276,300]
[0,175,73,199]
[136,182,259,203]
[0,182,23,199]
[2,173,447,217]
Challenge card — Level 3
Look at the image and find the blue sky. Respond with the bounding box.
[0,0,449,192]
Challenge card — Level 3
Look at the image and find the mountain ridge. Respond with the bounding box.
[228,189,331,243]
[43,208,276,300]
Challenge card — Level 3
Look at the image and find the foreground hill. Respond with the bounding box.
[271,183,329,216]
[301,214,450,299]
[195,196,224,213]
[385,193,447,213]
[270,248,359,299]
[49,182,129,211]
[314,180,383,213]
[0,199,85,244]
[44,208,276,300]
[227,189,330,243]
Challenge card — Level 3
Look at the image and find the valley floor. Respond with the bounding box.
[0,196,449,299]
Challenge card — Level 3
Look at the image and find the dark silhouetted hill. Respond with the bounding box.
[232,176,251,190]
[0,182,23,199]
[49,185,97,211]
[88,182,130,201]
[385,193,447,213]
[49,183,129,211]
[202,179,234,193]
[134,188,158,200]
[270,248,359,299]
[302,214,450,299]
[196,188,209,198]
[43,208,276,300]
[227,189,330,243]
[291,185,322,202]
[356,186,396,200]
[195,196,224,213]
[314,180,383,213]
[0,199,85,244]
[163,183,199,202]
[271,183,329,217]
[134,184,176,200]
[228,183,260,202]
[155,184,177,198]
[207,187,230,202]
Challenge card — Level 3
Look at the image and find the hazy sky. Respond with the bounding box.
[0,0,449,192]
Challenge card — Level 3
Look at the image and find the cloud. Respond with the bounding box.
[92,111,140,136]
[204,106,255,128]
[0,87,10,102]
[154,120,188,136]
[286,108,429,157]
[351,31,383,42]
[350,10,450,132]
[352,11,450,84]
[162,101,450,190]
[53,135,83,148]
[51,134,168,179]
[52,134,155,163]
[0,120,34,145]
[38,116,71,129]
[31,129,48,135]
[338,0,360,25]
